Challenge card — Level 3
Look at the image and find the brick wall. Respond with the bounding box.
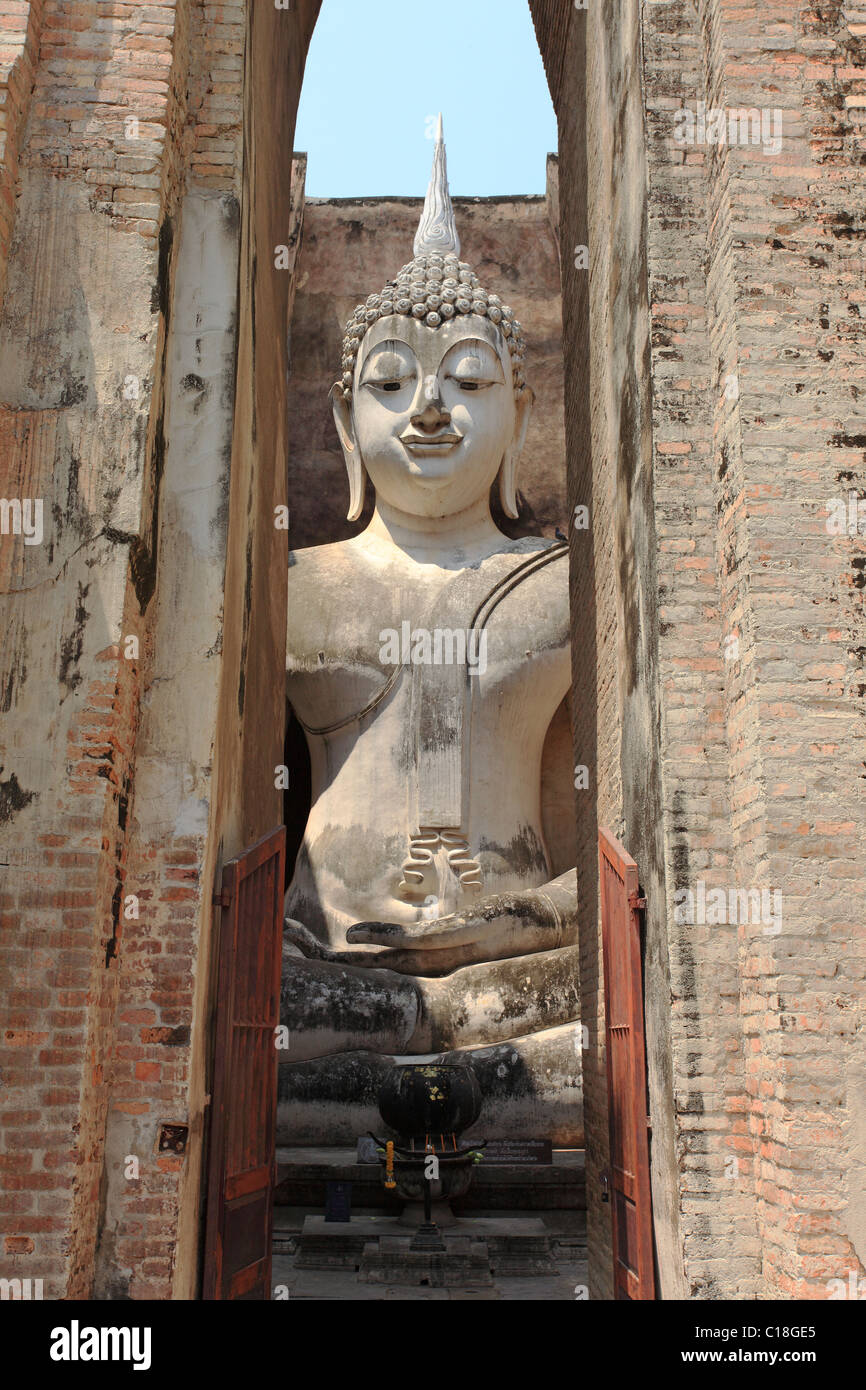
[532,0,866,1299]
[642,0,756,1301]
[640,0,866,1301]
[0,1,44,299]
[0,0,188,1290]
[701,0,865,1299]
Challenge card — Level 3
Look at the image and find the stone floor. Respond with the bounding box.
[272,1206,589,1301]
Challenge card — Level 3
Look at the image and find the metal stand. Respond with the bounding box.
[409,1167,446,1252]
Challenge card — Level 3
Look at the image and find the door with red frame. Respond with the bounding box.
[203,825,286,1300]
[599,826,655,1299]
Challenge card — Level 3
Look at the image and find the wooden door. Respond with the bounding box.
[203,825,286,1300]
[599,827,655,1299]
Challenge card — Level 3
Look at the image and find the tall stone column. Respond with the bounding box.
[0,0,193,1298]
[0,0,320,1299]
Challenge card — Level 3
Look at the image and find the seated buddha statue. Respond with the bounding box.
[281,121,580,1135]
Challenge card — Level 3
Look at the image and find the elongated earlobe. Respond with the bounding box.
[499,386,534,520]
[499,447,520,520]
[330,383,366,521]
[345,452,366,524]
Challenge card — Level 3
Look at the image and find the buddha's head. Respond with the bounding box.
[331,118,533,523]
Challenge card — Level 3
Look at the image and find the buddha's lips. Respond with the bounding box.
[401,431,463,455]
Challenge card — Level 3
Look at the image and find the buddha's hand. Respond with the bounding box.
[345,868,577,971]
[283,918,343,961]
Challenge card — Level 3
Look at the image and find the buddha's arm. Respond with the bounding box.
[281,870,579,1058]
[345,868,577,971]
[284,869,576,977]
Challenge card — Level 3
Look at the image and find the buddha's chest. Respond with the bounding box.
[287,607,568,741]
[286,543,570,736]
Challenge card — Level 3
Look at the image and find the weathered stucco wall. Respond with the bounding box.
[92,2,316,1302]
[0,0,195,1298]
[587,0,688,1303]
[0,1,45,304]
[0,0,321,1300]
[533,0,617,1301]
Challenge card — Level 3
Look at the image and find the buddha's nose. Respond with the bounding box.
[412,400,451,433]
[412,377,450,432]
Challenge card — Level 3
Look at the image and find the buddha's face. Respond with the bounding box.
[332,315,531,520]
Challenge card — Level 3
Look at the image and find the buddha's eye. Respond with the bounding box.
[363,376,410,394]
[450,376,493,392]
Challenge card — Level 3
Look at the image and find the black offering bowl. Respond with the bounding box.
[378,1060,483,1142]
[373,1062,486,1245]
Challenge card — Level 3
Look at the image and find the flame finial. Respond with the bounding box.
[414,113,461,258]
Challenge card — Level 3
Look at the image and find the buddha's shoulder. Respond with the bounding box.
[463,537,569,655]
[287,537,399,662]
[288,537,363,585]
[490,535,569,594]
[286,533,569,615]
[495,535,567,564]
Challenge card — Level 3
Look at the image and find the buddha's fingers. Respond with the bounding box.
[408,944,580,1053]
[283,915,422,969]
[284,917,531,976]
[346,921,414,946]
[283,918,334,960]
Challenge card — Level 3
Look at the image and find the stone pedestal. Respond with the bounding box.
[294,1214,560,1283]
[359,1234,494,1288]
[275,1145,586,1211]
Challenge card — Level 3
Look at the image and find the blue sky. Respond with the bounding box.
[295,0,558,197]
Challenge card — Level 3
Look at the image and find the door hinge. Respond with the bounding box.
[212,890,231,909]
[629,893,647,910]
